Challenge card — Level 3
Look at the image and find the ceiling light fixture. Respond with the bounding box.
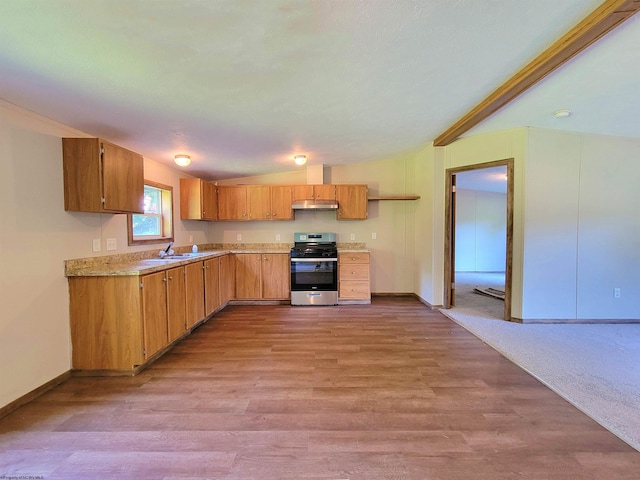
[174,154,191,167]
[553,109,572,118]
[294,154,307,166]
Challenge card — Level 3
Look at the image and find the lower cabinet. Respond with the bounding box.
[234,253,290,300]
[338,252,371,302]
[68,254,233,374]
[204,257,221,315]
[185,262,205,329]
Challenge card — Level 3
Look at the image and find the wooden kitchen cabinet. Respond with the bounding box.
[62,138,144,214]
[262,253,291,299]
[338,252,371,302]
[292,184,336,201]
[217,186,248,220]
[166,266,187,342]
[218,185,293,221]
[336,184,368,220]
[234,253,290,300]
[69,276,144,371]
[141,271,169,359]
[185,261,205,329]
[204,257,221,316]
[235,253,262,298]
[219,254,235,304]
[269,185,293,220]
[180,178,217,220]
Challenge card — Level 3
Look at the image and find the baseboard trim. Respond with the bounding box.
[371,292,443,310]
[516,317,640,324]
[0,370,71,420]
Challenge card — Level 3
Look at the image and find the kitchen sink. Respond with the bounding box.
[144,253,207,261]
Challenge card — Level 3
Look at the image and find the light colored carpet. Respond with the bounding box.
[442,272,640,452]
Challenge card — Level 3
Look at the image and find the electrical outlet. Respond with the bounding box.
[614,288,621,298]
[106,238,117,251]
[92,239,101,252]
[189,234,193,243]
[371,232,377,240]
[237,233,242,242]
[350,233,356,241]
[276,233,281,241]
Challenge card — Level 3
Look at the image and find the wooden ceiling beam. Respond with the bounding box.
[433,0,640,147]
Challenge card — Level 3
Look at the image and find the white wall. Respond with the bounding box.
[523,129,640,320]
[455,188,506,272]
[414,129,527,314]
[0,101,209,409]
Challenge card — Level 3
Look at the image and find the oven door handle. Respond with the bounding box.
[290,258,338,262]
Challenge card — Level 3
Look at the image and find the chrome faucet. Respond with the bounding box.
[159,242,174,258]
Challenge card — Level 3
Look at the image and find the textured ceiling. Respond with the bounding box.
[1,0,635,180]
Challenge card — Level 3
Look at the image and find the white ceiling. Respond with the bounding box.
[1,0,637,180]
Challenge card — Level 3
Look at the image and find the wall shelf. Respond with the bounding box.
[367,195,420,201]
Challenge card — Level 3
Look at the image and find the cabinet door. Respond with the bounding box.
[336,184,368,220]
[235,253,262,299]
[270,186,293,220]
[141,271,168,359]
[314,184,336,200]
[218,186,247,220]
[204,258,221,316]
[219,254,235,304]
[180,178,217,220]
[247,185,271,220]
[292,185,314,201]
[185,261,205,328]
[166,266,186,342]
[101,140,144,213]
[262,253,290,299]
[201,180,218,220]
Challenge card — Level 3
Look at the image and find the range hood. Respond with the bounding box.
[292,198,338,210]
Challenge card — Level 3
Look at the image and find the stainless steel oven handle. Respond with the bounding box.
[290,258,338,262]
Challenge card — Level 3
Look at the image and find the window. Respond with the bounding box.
[128,181,173,245]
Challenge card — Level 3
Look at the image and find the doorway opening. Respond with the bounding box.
[444,159,514,321]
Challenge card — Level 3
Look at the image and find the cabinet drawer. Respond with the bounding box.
[339,252,370,264]
[339,281,371,299]
[340,263,369,281]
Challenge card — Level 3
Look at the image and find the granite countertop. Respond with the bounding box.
[65,250,230,277]
[65,242,368,277]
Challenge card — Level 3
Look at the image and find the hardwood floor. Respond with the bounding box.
[1,297,638,479]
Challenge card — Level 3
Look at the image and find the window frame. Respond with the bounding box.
[127,180,174,246]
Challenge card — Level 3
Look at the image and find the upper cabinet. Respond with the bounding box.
[218,185,294,221]
[181,180,368,221]
[292,184,336,201]
[62,138,144,214]
[217,186,248,220]
[336,184,368,220]
[269,186,294,220]
[180,178,217,220]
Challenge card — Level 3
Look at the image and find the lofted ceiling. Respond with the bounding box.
[1,0,638,180]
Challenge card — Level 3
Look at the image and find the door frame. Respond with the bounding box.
[444,158,514,321]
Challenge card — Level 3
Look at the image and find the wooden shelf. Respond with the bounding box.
[367,195,420,201]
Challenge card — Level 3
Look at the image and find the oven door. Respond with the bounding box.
[290,258,338,291]
[290,258,338,306]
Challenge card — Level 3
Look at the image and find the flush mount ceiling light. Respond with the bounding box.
[174,154,191,167]
[554,109,572,118]
[294,154,307,165]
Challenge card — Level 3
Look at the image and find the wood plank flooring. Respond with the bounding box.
[1,297,639,479]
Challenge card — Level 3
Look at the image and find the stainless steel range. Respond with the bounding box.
[290,232,338,306]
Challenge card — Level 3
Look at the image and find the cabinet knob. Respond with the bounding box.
[162,278,167,282]
[168,276,173,280]
[272,213,277,217]
[352,257,357,260]
[351,271,356,275]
